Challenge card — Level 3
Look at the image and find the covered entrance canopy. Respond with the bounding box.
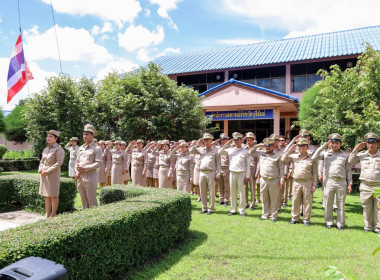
[198,78,299,141]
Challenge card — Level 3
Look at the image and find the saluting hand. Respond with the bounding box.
[354,142,366,151]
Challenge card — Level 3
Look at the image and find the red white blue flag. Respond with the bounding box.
[7,34,33,104]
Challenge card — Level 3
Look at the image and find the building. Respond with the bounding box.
[154,25,380,141]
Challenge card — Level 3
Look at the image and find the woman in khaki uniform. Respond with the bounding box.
[192,140,203,202]
[98,140,108,188]
[38,130,65,218]
[64,137,79,178]
[126,140,148,186]
[121,141,130,184]
[172,142,194,193]
[105,140,113,186]
[108,140,128,185]
[153,140,175,188]
[153,141,162,188]
[146,141,157,187]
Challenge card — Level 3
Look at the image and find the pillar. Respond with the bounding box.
[285,117,290,137]
[285,63,291,95]
[273,107,280,135]
[224,120,228,135]
[224,70,229,82]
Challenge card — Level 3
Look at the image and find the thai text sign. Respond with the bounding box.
[206,109,273,120]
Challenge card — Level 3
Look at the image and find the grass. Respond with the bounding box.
[1,170,379,279]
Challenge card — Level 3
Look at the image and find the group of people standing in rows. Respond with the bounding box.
[38,124,379,236]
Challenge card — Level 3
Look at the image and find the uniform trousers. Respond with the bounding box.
[286,178,293,199]
[360,182,380,231]
[230,171,246,215]
[291,180,313,222]
[245,167,257,207]
[77,171,98,209]
[218,167,230,203]
[260,177,280,219]
[324,179,346,227]
[199,170,216,212]
[177,171,191,193]
[132,165,146,186]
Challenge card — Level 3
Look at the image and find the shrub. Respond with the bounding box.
[0,185,192,280]
[0,158,40,171]
[2,149,35,160]
[0,175,76,213]
[0,144,7,159]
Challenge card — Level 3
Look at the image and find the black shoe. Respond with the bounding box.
[278,210,281,214]
[363,228,372,232]
[249,206,254,210]
[300,212,304,217]
[289,220,298,224]
[271,219,277,222]
[218,201,223,205]
[259,217,266,220]
[240,214,246,217]
[304,222,311,226]
[337,226,344,230]
[227,212,237,216]
[333,208,338,212]
[207,211,212,215]
[224,201,229,207]
[282,203,287,207]
[245,205,249,209]
[326,225,333,229]
[200,210,207,214]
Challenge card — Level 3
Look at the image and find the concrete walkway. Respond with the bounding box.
[0,210,44,232]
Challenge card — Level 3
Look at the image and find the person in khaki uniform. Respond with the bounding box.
[145,141,157,187]
[153,140,175,188]
[98,140,109,188]
[126,140,148,187]
[189,133,221,215]
[105,140,113,186]
[120,141,130,185]
[312,133,352,229]
[75,124,102,209]
[244,132,259,210]
[249,138,285,222]
[217,133,231,206]
[348,133,380,233]
[282,138,318,226]
[108,140,128,185]
[65,137,79,178]
[171,142,194,193]
[192,140,203,202]
[279,135,292,205]
[219,132,250,217]
[39,130,65,218]
[152,141,162,188]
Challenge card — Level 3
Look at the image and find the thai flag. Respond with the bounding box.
[7,34,33,104]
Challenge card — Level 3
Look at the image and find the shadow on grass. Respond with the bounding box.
[114,230,208,280]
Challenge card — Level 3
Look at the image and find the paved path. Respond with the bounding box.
[0,210,44,232]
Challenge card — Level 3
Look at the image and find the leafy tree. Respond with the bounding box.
[297,45,380,148]
[0,110,6,135]
[4,101,27,143]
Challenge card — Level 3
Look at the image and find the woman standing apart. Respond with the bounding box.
[126,140,148,186]
[38,130,65,218]
[109,140,128,185]
[153,140,175,188]
[65,137,79,178]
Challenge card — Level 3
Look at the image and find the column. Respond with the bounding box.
[285,117,290,137]
[273,107,280,135]
[224,120,228,134]
[224,70,229,82]
[285,64,291,95]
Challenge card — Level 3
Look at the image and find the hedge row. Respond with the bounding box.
[0,158,40,171]
[0,175,76,213]
[0,185,192,280]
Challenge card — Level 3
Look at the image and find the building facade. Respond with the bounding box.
[154,26,380,141]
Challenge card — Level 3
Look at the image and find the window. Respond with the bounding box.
[271,78,285,93]
[292,76,306,92]
[257,79,270,89]
[207,83,222,90]
[306,75,322,89]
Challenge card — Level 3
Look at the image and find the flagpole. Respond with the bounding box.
[50,0,63,74]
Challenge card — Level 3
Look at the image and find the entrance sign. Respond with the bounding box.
[206,109,273,120]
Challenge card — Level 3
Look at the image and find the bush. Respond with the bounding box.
[2,149,35,160]
[0,144,7,159]
[0,185,192,280]
[0,175,76,213]
[0,158,40,171]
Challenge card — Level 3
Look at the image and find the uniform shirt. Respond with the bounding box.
[175,153,194,177]
[189,145,221,177]
[129,149,148,174]
[249,146,285,182]
[75,141,102,174]
[282,152,318,185]
[218,146,250,178]
[348,150,380,183]
[39,143,65,173]
[245,145,259,169]
[218,144,230,168]
[312,147,352,185]
[65,144,79,161]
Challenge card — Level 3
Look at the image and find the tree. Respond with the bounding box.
[4,101,27,143]
[0,110,5,135]
[297,45,380,148]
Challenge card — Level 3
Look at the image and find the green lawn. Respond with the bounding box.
[1,170,379,279]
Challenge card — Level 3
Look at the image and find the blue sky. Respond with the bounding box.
[1,0,380,110]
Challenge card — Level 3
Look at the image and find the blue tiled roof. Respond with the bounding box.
[154,25,380,75]
[198,78,298,101]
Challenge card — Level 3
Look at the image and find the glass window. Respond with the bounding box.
[271,78,285,93]
[257,79,270,89]
[306,75,322,89]
[241,79,256,85]
[207,83,222,90]
[292,76,306,92]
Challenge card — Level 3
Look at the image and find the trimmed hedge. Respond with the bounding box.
[0,158,40,171]
[0,175,76,213]
[0,185,192,280]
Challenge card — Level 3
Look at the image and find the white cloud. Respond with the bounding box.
[0,58,56,110]
[118,25,164,52]
[23,25,113,65]
[217,39,265,46]
[149,0,182,30]
[96,58,138,81]
[219,0,380,38]
[42,0,142,28]
[137,49,151,62]
[137,47,180,62]
[92,22,113,36]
